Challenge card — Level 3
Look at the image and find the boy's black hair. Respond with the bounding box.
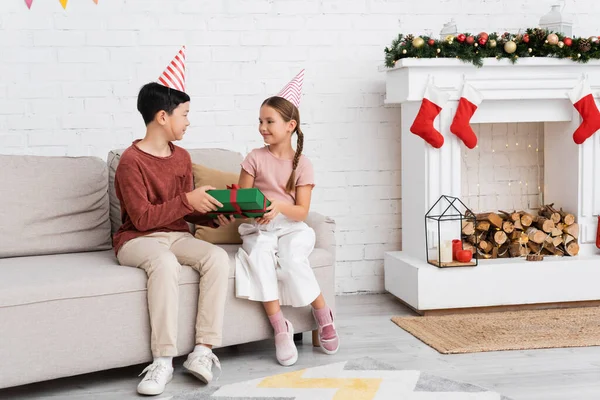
[137,82,190,125]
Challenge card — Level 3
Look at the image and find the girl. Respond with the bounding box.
[235,71,339,366]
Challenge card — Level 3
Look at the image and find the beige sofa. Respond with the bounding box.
[0,148,336,389]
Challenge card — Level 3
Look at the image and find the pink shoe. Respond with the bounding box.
[274,320,298,366]
[313,307,340,355]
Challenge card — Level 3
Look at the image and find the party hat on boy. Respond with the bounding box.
[158,45,186,93]
[276,69,304,108]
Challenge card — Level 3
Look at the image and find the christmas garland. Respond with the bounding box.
[384,28,600,68]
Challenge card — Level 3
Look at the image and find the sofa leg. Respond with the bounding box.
[312,329,320,347]
[293,332,303,342]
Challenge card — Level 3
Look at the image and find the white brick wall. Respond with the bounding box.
[462,123,545,214]
[1,1,598,293]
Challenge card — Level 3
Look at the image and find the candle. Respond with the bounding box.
[440,240,453,263]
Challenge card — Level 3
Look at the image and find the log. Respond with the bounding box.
[560,209,575,226]
[512,212,522,222]
[562,223,579,240]
[564,241,580,256]
[526,254,544,261]
[462,221,475,235]
[498,243,510,258]
[527,241,541,254]
[513,218,523,230]
[540,204,562,224]
[509,242,528,257]
[476,220,491,232]
[552,236,563,247]
[556,222,565,232]
[550,227,562,237]
[534,217,555,233]
[520,213,534,227]
[543,242,565,256]
[526,227,546,244]
[477,212,503,229]
[463,242,476,254]
[492,230,508,246]
[562,234,575,246]
[502,221,515,234]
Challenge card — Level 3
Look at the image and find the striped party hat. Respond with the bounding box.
[276,69,304,108]
[158,45,186,93]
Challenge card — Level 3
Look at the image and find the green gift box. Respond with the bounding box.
[206,185,271,218]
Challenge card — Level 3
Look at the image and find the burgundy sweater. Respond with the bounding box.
[112,141,213,254]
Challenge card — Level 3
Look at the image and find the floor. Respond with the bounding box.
[2,293,600,400]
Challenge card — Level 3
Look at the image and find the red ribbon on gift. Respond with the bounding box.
[221,184,268,217]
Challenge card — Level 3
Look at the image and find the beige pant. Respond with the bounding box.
[117,231,229,357]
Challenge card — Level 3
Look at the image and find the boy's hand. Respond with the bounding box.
[255,201,280,225]
[186,186,223,214]
[215,214,236,227]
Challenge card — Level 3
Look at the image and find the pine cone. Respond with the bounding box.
[579,38,592,52]
[405,34,415,42]
[534,28,547,41]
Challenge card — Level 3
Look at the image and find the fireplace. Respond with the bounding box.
[383,58,600,314]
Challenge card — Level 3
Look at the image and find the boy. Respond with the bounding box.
[113,46,234,396]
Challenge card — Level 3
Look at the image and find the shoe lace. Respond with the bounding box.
[139,361,168,383]
[191,351,222,380]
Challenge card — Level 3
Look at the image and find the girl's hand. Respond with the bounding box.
[214,214,236,227]
[255,201,280,225]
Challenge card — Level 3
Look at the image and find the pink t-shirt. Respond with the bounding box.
[241,146,315,205]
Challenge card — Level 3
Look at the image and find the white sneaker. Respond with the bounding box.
[183,348,222,383]
[137,361,173,396]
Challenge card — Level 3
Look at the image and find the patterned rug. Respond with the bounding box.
[172,357,511,399]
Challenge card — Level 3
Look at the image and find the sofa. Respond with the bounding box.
[0,148,336,389]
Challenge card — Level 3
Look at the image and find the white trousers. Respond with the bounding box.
[235,214,321,307]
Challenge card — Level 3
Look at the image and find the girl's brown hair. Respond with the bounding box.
[261,96,304,194]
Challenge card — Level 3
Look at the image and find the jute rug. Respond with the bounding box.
[392,307,600,354]
[172,357,511,399]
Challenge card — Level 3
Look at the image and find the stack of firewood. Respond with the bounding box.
[461,204,579,259]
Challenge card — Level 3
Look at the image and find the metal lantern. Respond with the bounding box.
[425,195,478,268]
[539,4,572,37]
[439,19,458,40]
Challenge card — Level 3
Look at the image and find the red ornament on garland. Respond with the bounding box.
[564,37,573,47]
[478,38,487,46]
[428,39,435,46]
[523,33,530,43]
[457,33,466,43]
[478,32,489,41]
[466,35,475,45]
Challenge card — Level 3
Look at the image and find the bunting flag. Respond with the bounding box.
[24,0,98,10]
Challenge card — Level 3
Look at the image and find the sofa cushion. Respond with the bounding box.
[0,247,332,308]
[108,148,244,235]
[0,155,111,258]
[192,163,247,244]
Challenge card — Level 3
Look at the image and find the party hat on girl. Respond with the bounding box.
[276,69,304,108]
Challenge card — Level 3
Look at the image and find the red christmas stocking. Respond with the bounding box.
[568,80,600,145]
[410,83,449,148]
[450,83,483,149]
[596,215,600,249]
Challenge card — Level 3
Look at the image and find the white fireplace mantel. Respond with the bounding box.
[383,58,600,314]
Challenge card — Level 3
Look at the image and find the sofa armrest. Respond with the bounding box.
[305,212,336,255]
